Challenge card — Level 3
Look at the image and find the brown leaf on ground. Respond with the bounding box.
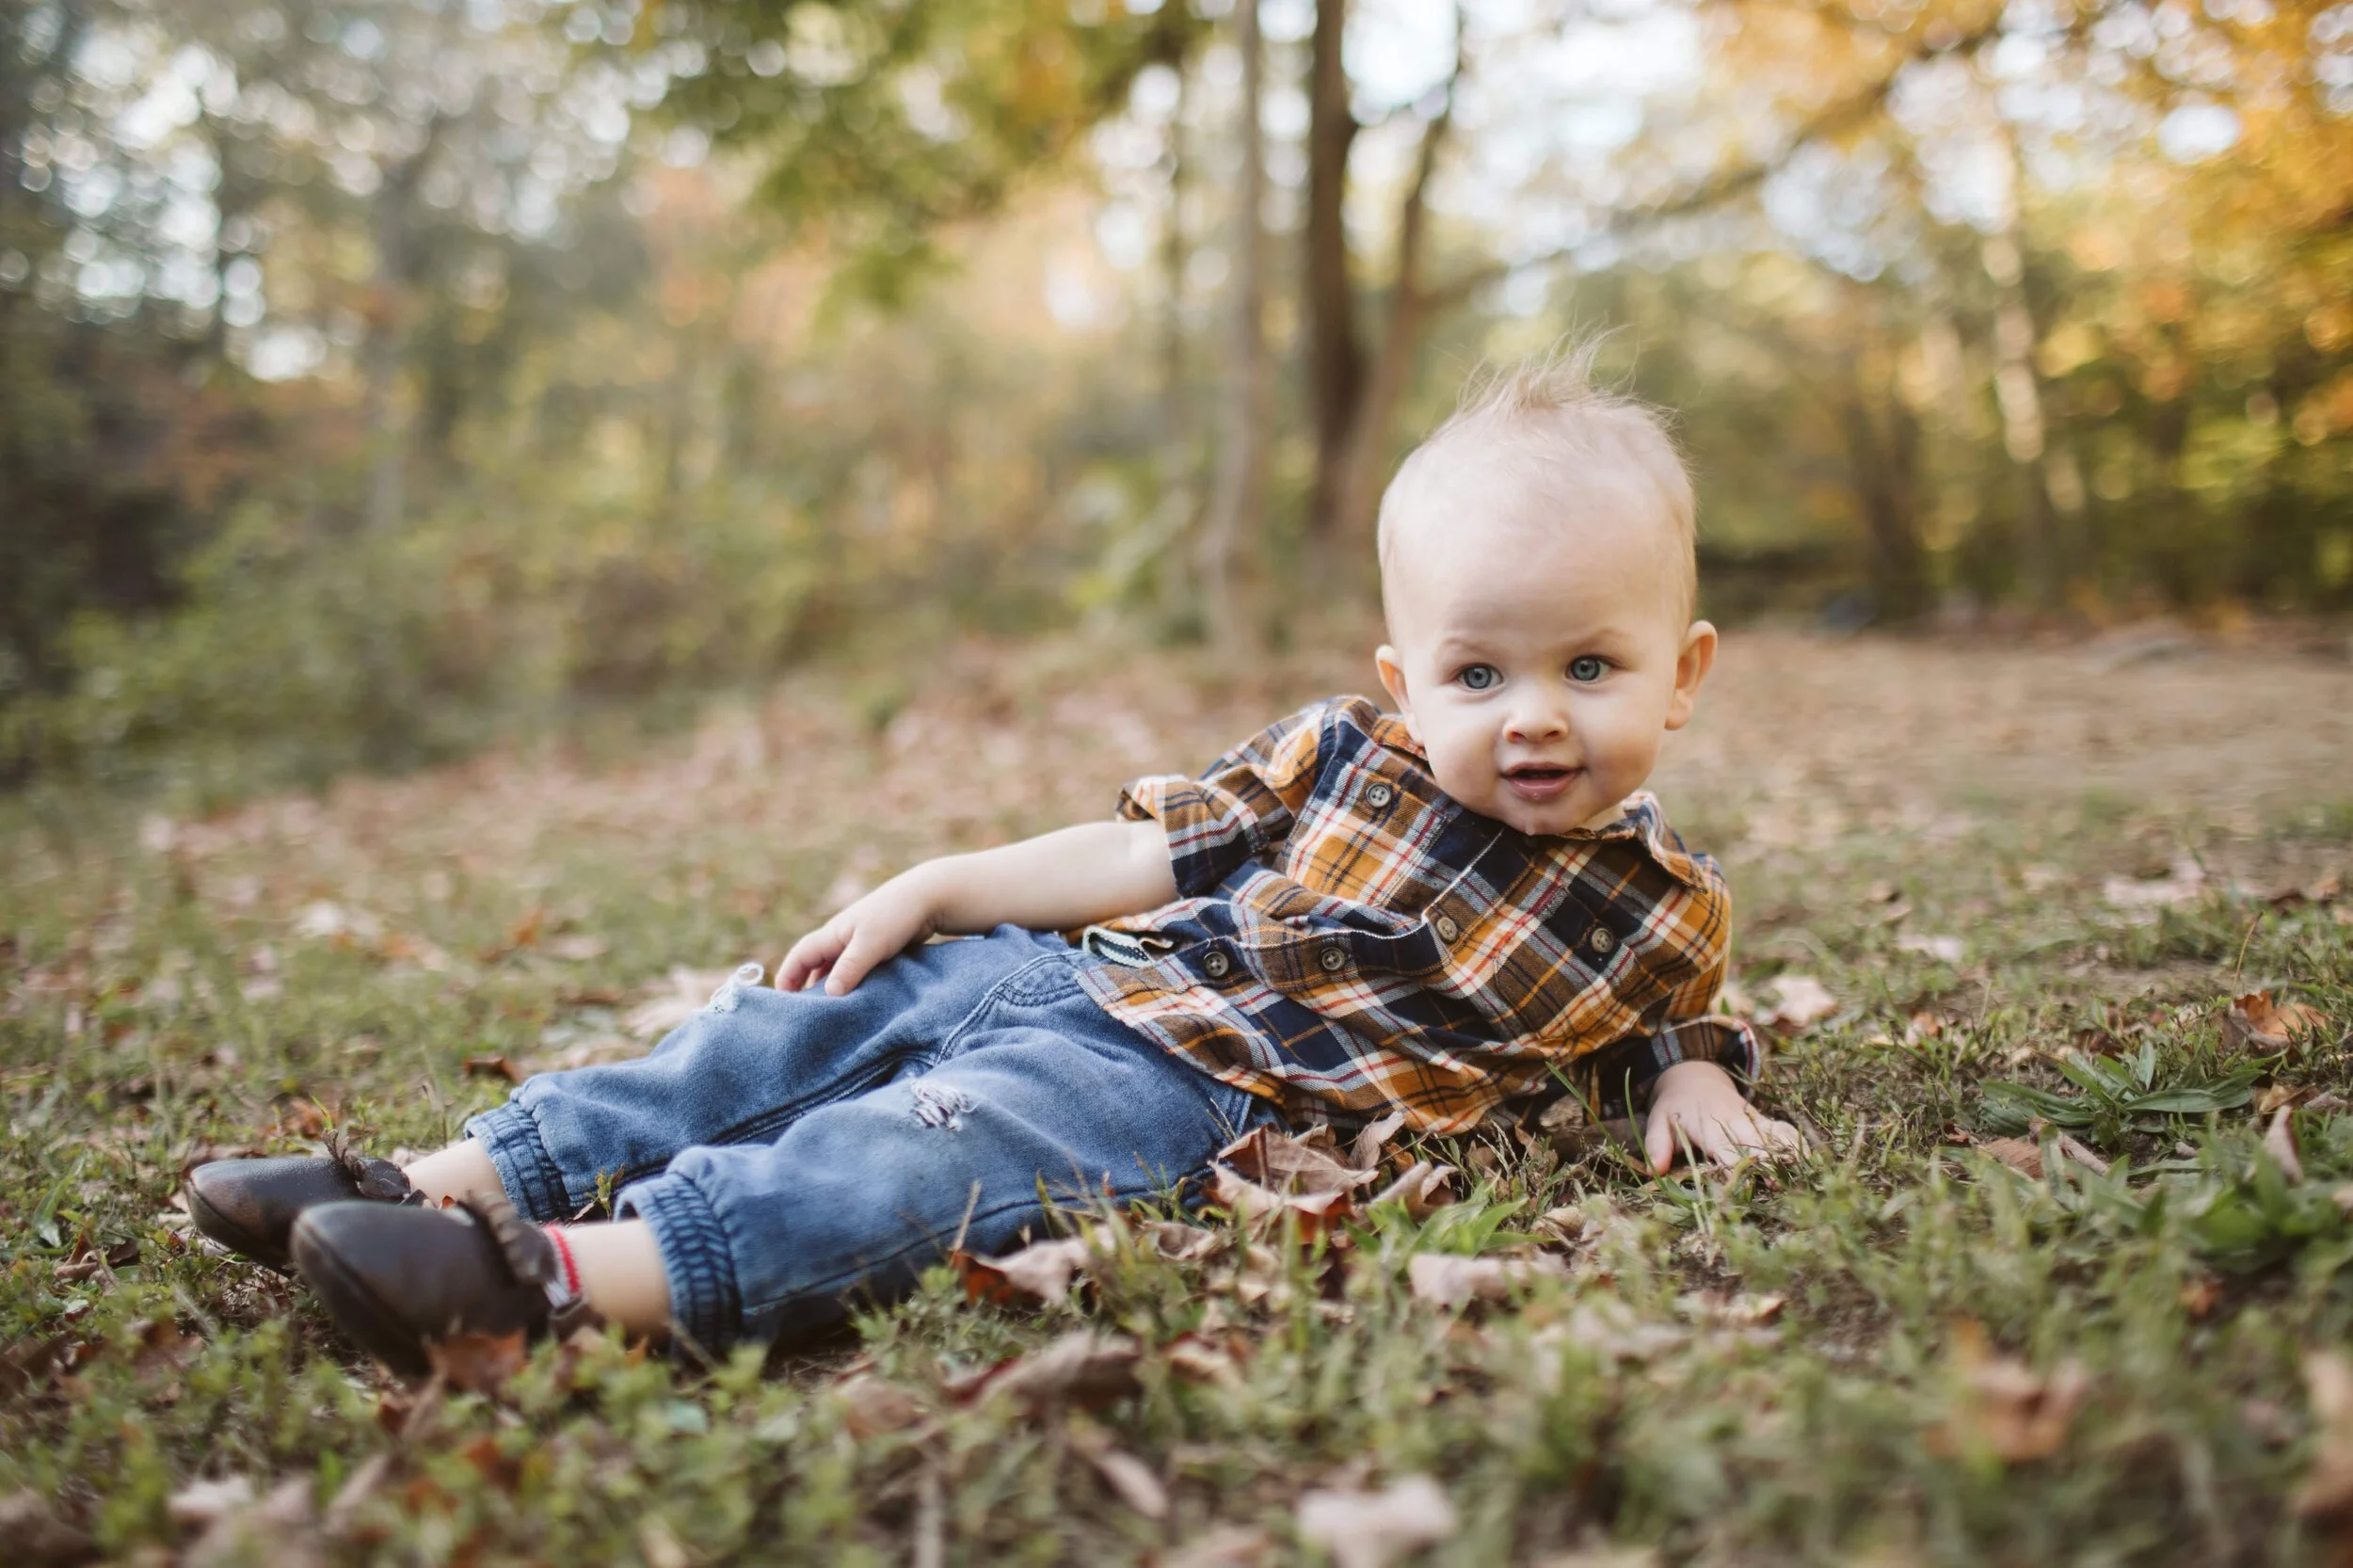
[2222,991,2329,1054]
[948,1330,1141,1414]
[321,1452,393,1539]
[1935,1320,2089,1463]
[130,1317,201,1379]
[1978,1137,2045,1177]
[185,1475,322,1568]
[2266,1107,2306,1184]
[1068,1420,1169,1519]
[1677,1290,1787,1328]
[460,1434,522,1493]
[1753,974,1836,1032]
[1163,1332,1245,1384]
[542,934,610,963]
[952,1236,1095,1304]
[168,1475,255,1528]
[1296,1474,1459,1568]
[1214,1126,1380,1194]
[1350,1111,1409,1171]
[424,1329,528,1394]
[2104,859,2206,910]
[1163,1526,1273,1568]
[1366,1161,1456,1218]
[835,1374,928,1438]
[462,1054,522,1083]
[2295,1351,2353,1519]
[2053,1132,2111,1177]
[1405,1253,1568,1310]
[0,1490,95,1566]
[1209,1167,1356,1238]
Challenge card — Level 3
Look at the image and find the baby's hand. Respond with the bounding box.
[777,871,943,996]
[1642,1060,1801,1174]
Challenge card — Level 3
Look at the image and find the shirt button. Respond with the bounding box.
[1589,926,1618,956]
[1203,950,1231,979]
[1365,782,1395,808]
[1319,946,1346,972]
[1434,914,1460,943]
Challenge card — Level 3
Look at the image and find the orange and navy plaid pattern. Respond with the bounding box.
[1072,696,1762,1134]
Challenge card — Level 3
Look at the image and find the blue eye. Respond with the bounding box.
[1458,664,1500,691]
[1569,656,1608,682]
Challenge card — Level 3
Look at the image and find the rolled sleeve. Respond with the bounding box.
[1116,701,1331,899]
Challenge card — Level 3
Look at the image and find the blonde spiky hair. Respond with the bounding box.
[1377,338,1699,624]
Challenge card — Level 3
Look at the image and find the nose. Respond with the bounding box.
[1503,692,1569,744]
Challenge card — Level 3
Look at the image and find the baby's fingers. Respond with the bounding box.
[778,924,847,992]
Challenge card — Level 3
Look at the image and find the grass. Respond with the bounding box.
[4,632,2353,1565]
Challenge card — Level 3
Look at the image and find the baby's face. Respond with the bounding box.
[1375,466,1715,838]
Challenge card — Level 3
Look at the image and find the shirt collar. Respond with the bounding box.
[1369,713,1705,888]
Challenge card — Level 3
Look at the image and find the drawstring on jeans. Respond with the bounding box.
[707,961,765,1014]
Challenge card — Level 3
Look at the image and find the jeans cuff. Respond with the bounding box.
[463,1101,572,1222]
[619,1170,742,1357]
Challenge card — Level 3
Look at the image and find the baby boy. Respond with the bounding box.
[187,351,1798,1369]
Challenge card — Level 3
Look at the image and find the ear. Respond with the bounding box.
[1662,620,1718,732]
[1374,645,1421,743]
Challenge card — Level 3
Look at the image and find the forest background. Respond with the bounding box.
[4,0,2350,799]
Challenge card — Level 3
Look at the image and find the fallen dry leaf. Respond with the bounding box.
[1296,1474,1458,1568]
[949,1330,1141,1414]
[0,1489,95,1566]
[1896,934,1965,964]
[1350,1111,1409,1171]
[168,1476,255,1528]
[834,1374,928,1438]
[1935,1320,2089,1463]
[542,934,610,963]
[1210,1167,1357,1238]
[1163,1526,1273,1568]
[1405,1252,1568,1310]
[2266,1106,2306,1184]
[952,1236,1096,1304]
[1754,974,1836,1031]
[2296,1350,2353,1519]
[1163,1332,1245,1384]
[1069,1420,1169,1519]
[462,1054,523,1084]
[1214,1125,1381,1195]
[424,1329,529,1394]
[1978,1137,2046,1178]
[1366,1160,1456,1218]
[2053,1132,2111,1177]
[2223,991,2329,1054]
[2103,858,2207,910]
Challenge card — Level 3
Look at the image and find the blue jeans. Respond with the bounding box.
[465,927,1275,1352]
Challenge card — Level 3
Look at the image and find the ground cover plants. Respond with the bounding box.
[3,628,2351,1565]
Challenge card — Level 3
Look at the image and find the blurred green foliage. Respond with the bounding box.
[2,0,2348,796]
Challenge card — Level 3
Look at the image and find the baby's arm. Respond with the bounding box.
[776,821,1176,996]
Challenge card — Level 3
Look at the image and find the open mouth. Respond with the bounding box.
[1501,764,1580,801]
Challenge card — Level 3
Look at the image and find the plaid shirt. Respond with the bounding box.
[1073,696,1762,1134]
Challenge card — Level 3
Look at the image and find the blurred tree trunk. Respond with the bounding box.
[1157,63,1199,622]
[360,127,442,534]
[1199,0,1268,643]
[1303,0,1361,543]
[1305,4,1465,547]
[1837,374,1929,622]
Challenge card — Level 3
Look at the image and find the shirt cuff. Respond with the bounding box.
[1116,775,1257,900]
[1578,1016,1762,1118]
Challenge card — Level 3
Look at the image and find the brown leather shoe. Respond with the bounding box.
[289,1192,593,1378]
[186,1152,417,1271]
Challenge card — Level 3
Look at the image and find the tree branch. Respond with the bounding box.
[1422,13,2006,312]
